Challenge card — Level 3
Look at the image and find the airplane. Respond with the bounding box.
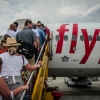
[15,19,100,86]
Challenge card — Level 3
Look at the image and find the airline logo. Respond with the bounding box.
[56,24,100,64]
[61,56,69,62]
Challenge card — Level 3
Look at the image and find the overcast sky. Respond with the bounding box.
[0,0,100,35]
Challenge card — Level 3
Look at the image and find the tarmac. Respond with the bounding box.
[47,77,100,100]
[0,77,100,100]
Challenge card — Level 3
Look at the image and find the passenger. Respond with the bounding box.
[0,76,29,99]
[0,34,10,54]
[35,22,46,81]
[32,23,40,51]
[16,19,37,77]
[37,21,46,34]
[6,24,17,38]
[44,26,50,38]
[36,23,46,49]
[13,21,20,33]
[32,23,36,29]
[31,23,40,62]
[0,37,42,100]
[37,21,41,24]
[41,23,46,34]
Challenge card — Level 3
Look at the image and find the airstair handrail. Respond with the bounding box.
[20,35,48,100]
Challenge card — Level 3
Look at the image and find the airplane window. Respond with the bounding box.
[72,35,76,41]
[88,35,92,41]
[64,35,68,41]
[55,35,60,41]
[80,35,84,41]
[96,36,100,41]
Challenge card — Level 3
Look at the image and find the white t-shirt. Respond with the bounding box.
[32,29,39,36]
[16,28,20,33]
[0,52,28,76]
[6,30,17,38]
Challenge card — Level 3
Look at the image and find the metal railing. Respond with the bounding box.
[31,41,49,100]
[20,37,48,100]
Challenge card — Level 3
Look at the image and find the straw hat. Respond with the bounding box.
[3,37,21,46]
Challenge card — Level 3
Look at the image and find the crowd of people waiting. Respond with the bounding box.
[0,19,50,100]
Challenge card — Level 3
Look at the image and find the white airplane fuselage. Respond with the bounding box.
[15,19,100,77]
[48,23,100,77]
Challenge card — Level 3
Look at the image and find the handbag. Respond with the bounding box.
[21,55,28,85]
[21,56,31,99]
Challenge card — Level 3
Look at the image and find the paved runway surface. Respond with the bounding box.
[47,77,100,100]
[0,77,100,100]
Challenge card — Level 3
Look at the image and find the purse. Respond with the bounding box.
[21,55,28,85]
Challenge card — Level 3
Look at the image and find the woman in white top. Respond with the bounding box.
[0,37,42,100]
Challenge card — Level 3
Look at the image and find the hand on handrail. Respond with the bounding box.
[38,61,42,67]
[21,85,29,91]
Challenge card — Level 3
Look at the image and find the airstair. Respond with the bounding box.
[20,36,63,100]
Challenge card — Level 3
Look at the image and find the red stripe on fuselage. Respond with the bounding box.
[80,29,100,64]
[98,59,100,64]
[56,24,69,53]
[69,24,78,53]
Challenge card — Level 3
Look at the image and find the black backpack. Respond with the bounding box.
[17,40,35,59]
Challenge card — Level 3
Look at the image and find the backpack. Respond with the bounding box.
[17,40,35,59]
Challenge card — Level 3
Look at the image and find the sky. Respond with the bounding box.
[0,0,100,35]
